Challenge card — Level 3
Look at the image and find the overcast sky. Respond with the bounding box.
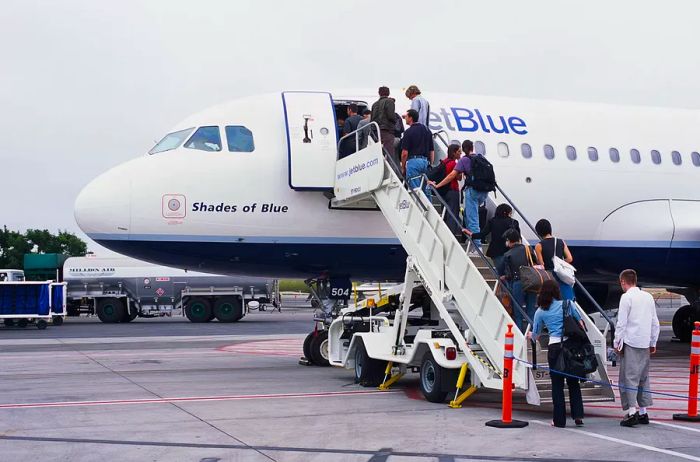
[1,0,699,252]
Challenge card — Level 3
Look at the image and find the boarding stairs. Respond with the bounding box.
[332,126,614,403]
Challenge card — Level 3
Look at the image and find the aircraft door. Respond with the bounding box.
[282,91,338,190]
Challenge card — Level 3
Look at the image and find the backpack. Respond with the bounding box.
[427,159,450,196]
[469,155,497,192]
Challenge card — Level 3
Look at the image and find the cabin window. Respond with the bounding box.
[566,145,577,161]
[692,152,700,167]
[521,143,532,159]
[544,144,555,160]
[630,149,641,164]
[149,127,195,154]
[225,126,255,152]
[651,150,661,165]
[475,141,486,155]
[184,126,222,152]
[609,148,620,163]
[497,142,509,158]
[671,151,682,165]
[587,147,599,161]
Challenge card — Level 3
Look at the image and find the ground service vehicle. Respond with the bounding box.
[24,254,276,323]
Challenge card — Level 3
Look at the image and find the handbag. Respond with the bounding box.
[552,237,576,286]
[562,300,588,342]
[519,245,554,293]
[558,300,598,377]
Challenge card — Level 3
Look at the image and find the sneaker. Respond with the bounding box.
[636,412,649,425]
[620,413,639,427]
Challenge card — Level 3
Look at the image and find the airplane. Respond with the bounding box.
[74,89,700,340]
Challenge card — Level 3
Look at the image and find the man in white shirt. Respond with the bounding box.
[405,85,430,127]
[614,269,660,427]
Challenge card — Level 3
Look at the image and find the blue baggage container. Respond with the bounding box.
[0,281,66,329]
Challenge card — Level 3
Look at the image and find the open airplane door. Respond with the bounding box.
[282,91,338,190]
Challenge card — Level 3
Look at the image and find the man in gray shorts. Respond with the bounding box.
[614,269,660,427]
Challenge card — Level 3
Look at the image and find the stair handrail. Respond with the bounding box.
[429,131,616,347]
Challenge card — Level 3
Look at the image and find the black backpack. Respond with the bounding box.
[469,155,496,192]
[427,159,450,196]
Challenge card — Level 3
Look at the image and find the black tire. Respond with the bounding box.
[672,304,698,342]
[309,330,330,367]
[303,332,315,363]
[37,320,48,330]
[17,319,28,328]
[213,296,243,323]
[96,297,126,323]
[420,353,448,403]
[52,316,64,326]
[354,340,386,387]
[122,307,138,322]
[185,297,212,323]
[3,319,15,327]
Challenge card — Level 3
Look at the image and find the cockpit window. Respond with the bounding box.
[225,126,255,152]
[149,128,194,154]
[184,126,222,152]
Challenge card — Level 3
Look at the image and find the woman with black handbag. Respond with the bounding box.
[527,280,586,428]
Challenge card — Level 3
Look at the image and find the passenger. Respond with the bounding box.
[460,140,492,249]
[340,104,363,157]
[393,111,405,164]
[434,144,462,236]
[473,204,520,274]
[405,85,430,127]
[400,109,434,190]
[534,219,575,300]
[500,229,536,330]
[615,269,660,427]
[370,86,396,156]
[357,109,378,150]
[528,280,585,428]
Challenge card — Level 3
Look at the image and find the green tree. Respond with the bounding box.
[0,227,87,268]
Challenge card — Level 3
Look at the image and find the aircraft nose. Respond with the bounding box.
[74,165,132,238]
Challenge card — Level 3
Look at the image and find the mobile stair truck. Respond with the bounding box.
[0,276,67,329]
[282,92,615,406]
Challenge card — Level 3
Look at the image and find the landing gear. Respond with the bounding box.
[299,276,350,366]
[670,289,700,342]
[672,304,700,342]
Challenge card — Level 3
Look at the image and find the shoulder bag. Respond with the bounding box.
[519,245,554,293]
[551,237,576,286]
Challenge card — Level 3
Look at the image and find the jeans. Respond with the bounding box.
[548,343,584,427]
[510,280,536,332]
[406,156,430,192]
[492,255,505,276]
[555,274,575,300]
[444,189,461,236]
[464,188,489,246]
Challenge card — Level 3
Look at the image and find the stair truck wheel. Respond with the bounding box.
[672,304,698,342]
[185,297,212,323]
[213,296,243,323]
[354,340,386,387]
[420,353,448,403]
[37,320,48,330]
[52,316,64,326]
[96,298,126,323]
[309,330,330,367]
[303,332,315,364]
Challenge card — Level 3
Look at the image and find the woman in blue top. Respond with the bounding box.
[528,280,586,428]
